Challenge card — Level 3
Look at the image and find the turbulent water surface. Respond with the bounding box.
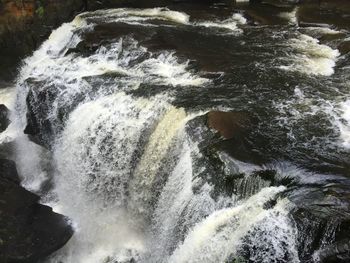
[3,3,350,263]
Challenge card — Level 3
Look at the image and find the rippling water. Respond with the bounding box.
[2,3,350,263]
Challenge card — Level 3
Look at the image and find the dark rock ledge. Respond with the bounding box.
[0,104,10,133]
[0,159,73,263]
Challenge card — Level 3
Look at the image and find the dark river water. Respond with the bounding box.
[1,2,350,263]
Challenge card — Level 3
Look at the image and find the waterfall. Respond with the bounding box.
[127,106,187,217]
[12,6,350,263]
[168,187,299,263]
[50,92,177,262]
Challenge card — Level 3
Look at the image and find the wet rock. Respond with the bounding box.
[206,111,266,165]
[241,4,294,25]
[0,0,84,81]
[0,141,15,160]
[298,22,331,28]
[23,78,85,148]
[0,159,74,263]
[262,0,300,7]
[207,111,250,139]
[318,239,350,263]
[297,0,350,31]
[24,79,59,148]
[0,158,20,183]
[185,110,263,165]
[286,180,350,262]
[338,40,350,55]
[188,110,250,147]
[0,104,10,133]
[185,111,269,200]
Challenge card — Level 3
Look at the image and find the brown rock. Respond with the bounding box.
[207,111,250,139]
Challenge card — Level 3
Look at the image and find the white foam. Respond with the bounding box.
[19,36,208,91]
[83,8,190,25]
[148,140,229,263]
[278,8,298,25]
[49,92,172,262]
[280,34,339,76]
[19,16,90,82]
[149,141,195,262]
[274,85,350,151]
[137,51,209,86]
[305,27,342,35]
[48,208,145,263]
[0,87,16,109]
[12,14,212,261]
[0,87,17,144]
[168,186,299,263]
[0,123,17,145]
[11,8,304,263]
[195,13,246,34]
[339,99,350,148]
[83,8,247,35]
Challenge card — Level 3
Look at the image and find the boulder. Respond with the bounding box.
[0,159,73,263]
[23,78,86,148]
[23,79,59,148]
[0,104,10,133]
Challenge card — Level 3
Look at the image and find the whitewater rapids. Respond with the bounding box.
[9,6,350,263]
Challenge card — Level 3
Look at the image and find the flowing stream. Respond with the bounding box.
[3,5,350,263]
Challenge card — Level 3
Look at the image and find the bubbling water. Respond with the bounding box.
[280,34,339,76]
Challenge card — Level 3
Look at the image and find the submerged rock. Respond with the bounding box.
[207,111,250,139]
[0,104,10,132]
[285,180,350,262]
[185,110,270,200]
[206,110,266,165]
[0,159,73,263]
[318,239,350,263]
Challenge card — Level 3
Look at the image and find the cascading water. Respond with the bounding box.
[279,33,340,76]
[9,5,350,263]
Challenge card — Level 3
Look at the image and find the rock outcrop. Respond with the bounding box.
[0,159,73,263]
[0,0,84,81]
[0,104,10,133]
[207,111,251,139]
[262,0,300,7]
